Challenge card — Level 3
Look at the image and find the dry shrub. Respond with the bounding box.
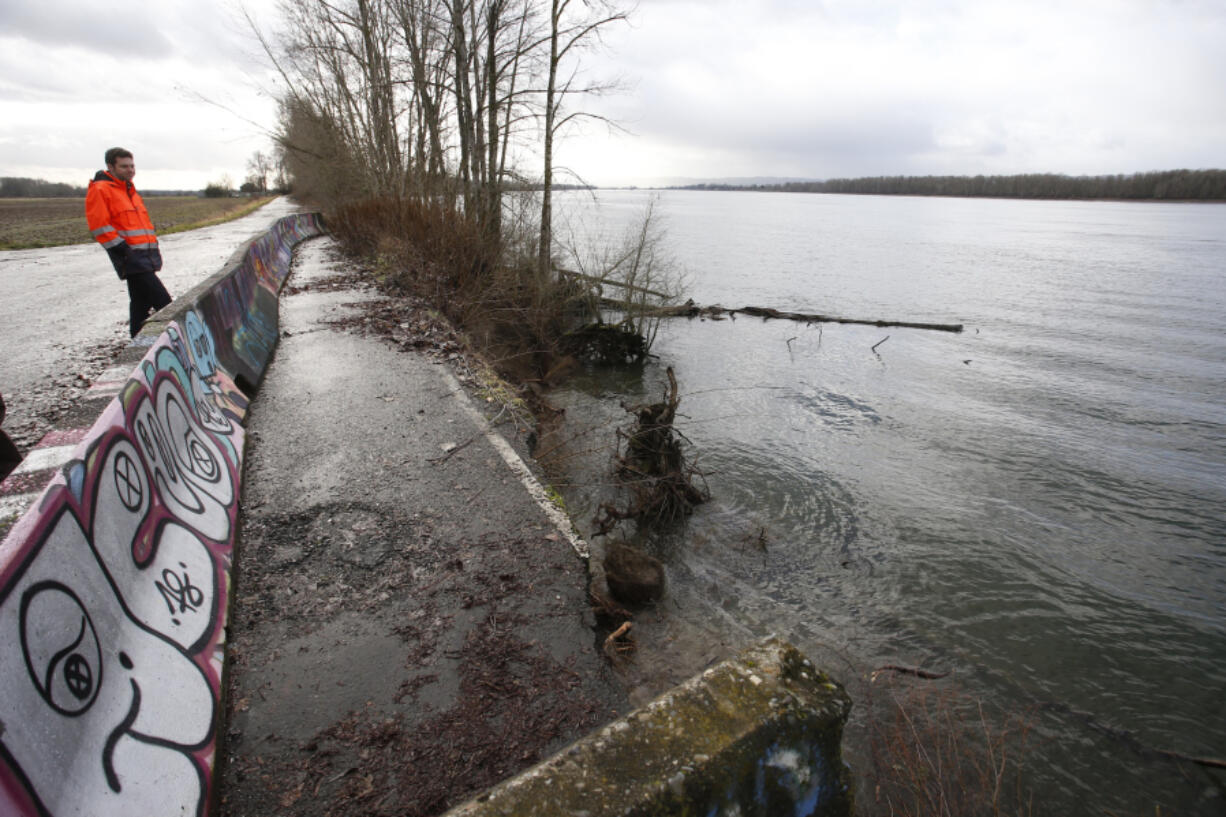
[328,198,491,294]
[326,196,574,384]
[863,677,1036,817]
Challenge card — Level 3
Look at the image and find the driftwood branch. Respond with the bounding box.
[603,621,634,658]
[610,300,964,334]
[1153,749,1226,770]
[870,665,951,681]
[1042,700,1226,771]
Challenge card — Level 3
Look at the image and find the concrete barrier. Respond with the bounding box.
[0,212,323,816]
[445,637,854,817]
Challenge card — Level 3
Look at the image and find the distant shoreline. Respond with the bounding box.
[651,188,1225,204]
[654,169,1226,202]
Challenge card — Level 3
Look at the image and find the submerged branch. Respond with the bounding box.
[608,299,965,333]
[871,665,952,682]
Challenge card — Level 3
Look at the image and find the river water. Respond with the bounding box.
[545,190,1226,814]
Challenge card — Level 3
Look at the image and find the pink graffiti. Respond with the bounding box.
[0,212,322,816]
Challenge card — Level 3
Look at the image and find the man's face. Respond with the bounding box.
[109,157,136,182]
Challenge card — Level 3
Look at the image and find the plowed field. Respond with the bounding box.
[0,196,274,249]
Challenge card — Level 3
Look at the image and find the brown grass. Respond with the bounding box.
[0,196,275,249]
[327,197,577,386]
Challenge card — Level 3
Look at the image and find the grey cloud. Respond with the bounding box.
[1,112,261,181]
[0,125,112,174]
[755,121,941,178]
[626,74,941,174]
[0,2,174,58]
[0,66,81,102]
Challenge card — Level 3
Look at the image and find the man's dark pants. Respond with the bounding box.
[126,272,172,337]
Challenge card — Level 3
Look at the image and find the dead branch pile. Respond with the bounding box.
[595,367,709,534]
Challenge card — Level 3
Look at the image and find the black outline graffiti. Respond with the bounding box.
[19,580,103,717]
[186,438,220,484]
[136,415,181,486]
[102,680,141,793]
[135,376,237,539]
[0,216,322,815]
[62,651,93,701]
[113,451,144,512]
[100,675,210,817]
[155,563,205,627]
[89,433,224,656]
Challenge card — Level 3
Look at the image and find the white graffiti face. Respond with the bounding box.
[1,510,212,817]
[0,221,320,815]
[0,317,245,816]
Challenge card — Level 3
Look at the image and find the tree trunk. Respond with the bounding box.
[538,0,563,285]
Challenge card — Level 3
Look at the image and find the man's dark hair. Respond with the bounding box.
[105,147,133,167]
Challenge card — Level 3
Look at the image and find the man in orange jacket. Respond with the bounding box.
[86,147,173,337]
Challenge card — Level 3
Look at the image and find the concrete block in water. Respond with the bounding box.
[446,636,853,817]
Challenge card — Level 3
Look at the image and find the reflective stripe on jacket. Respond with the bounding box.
[85,171,163,278]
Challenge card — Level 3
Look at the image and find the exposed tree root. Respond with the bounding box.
[593,366,709,535]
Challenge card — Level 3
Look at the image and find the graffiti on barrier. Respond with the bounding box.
[0,316,243,816]
[196,213,322,383]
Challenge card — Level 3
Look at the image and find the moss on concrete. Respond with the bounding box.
[445,637,853,817]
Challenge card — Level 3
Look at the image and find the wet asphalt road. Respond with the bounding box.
[0,197,301,447]
[220,237,624,815]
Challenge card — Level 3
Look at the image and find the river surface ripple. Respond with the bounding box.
[546,190,1226,815]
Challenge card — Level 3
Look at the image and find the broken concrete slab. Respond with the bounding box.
[445,637,853,817]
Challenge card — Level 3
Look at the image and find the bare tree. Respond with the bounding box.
[245,150,273,192]
[254,0,628,259]
[538,0,628,280]
[391,0,452,197]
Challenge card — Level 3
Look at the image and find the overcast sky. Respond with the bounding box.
[2,0,1224,190]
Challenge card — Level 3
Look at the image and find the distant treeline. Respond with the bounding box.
[0,177,87,198]
[0,177,203,198]
[680,169,1226,201]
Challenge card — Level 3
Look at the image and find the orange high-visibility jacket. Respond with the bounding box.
[85,171,163,279]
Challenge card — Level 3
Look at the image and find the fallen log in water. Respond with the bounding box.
[606,298,964,333]
[558,268,672,300]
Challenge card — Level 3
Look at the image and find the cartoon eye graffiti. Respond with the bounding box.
[112,451,145,512]
[186,437,220,483]
[20,582,104,716]
[63,653,93,700]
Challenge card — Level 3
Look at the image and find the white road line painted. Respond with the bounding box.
[440,369,590,560]
[11,444,76,475]
[95,365,132,382]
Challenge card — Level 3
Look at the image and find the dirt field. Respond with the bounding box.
[0,195,275,249]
